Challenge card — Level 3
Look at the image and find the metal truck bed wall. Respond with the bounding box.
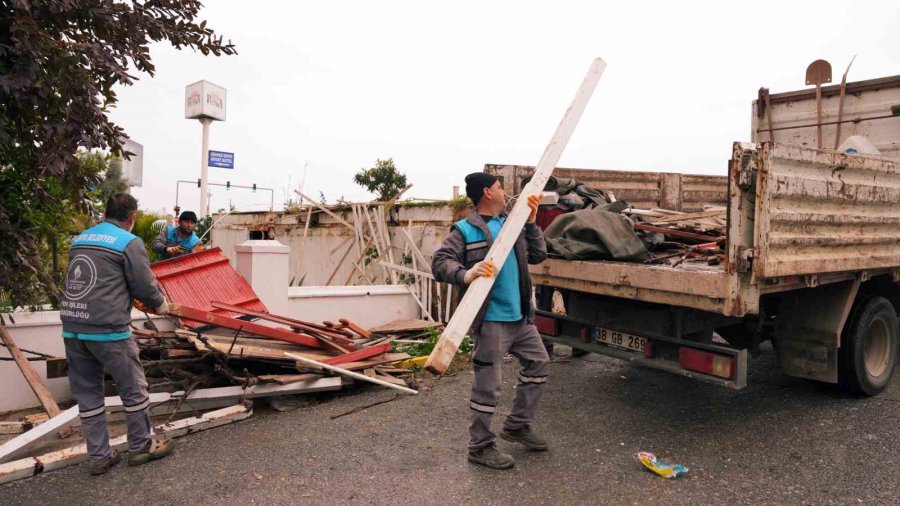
[484,164,727,212]
[752,75,900,161]
[528,143,900,318]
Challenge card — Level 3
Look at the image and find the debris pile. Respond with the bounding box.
[535,176,726,268]
[137,305,427,396]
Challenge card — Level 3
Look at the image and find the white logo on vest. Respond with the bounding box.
[64,255,98,301]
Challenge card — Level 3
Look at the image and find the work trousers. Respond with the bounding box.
[469,319,550,450]
[64,338,152,461]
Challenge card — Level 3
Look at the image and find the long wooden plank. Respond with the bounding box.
[169,303,323,349]
[292,205,313,285]
[633,223,723,242]
[286,352,418,395]
[294,190,355,230]
[425,57,607,374]
[0,325,62,418]
[370,319,440,334]
[209,301,356,342]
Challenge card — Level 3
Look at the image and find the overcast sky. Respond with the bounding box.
[110,0,899,215]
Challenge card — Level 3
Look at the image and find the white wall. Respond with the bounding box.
[286,285,419,329]
[0,311,172,414]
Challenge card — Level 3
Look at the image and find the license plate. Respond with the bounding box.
[593,327,647,353]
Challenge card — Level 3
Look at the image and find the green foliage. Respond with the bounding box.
[193,215,214,245]
[354,158,408,201]
[403,327,471,357]
[131,211,167,263]
[0,1,234,307]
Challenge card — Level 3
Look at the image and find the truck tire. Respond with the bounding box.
[838,296,898,396]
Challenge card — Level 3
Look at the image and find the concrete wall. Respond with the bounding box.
[0,311,172,414]
[286,285,418,328]
[210,204,465,287]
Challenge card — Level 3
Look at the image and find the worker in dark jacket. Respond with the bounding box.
[151,210,202,260]
[432,172,549,470]
[61,194,174,475]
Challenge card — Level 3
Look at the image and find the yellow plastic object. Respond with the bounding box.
[637,451,688,479]
[396,355,429,368]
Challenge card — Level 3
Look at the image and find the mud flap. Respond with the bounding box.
[774,279,859,383]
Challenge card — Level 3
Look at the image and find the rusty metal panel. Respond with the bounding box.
[752,74,900,160]
[753,143,900,279]
[484,164,726,211]
[150,248,267,328]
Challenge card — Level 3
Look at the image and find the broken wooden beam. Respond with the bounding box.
[0,325,70,438]
[209,301,356,344]
[338,318,371,339]
[321,341,390,366]
[285,352,417,395]
[169,303,323,349]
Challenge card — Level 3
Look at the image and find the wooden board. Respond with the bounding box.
[285,352,417,395]
[0,406,78,463]
[369,319,442,334]
[426,57,607,375]
[256,373,323,385]
[0,404,252,485]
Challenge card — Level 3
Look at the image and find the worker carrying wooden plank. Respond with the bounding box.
[60,194,175,475]
[432,173,549,470]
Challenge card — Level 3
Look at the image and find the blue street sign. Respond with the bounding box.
[208,150,234,169]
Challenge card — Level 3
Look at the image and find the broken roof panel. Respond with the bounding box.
[150,247,267,328]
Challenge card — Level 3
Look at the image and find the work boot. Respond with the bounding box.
[468,444,515,469]
[500,425,549,451]
[128,437,175,466]
[89,449,121,476]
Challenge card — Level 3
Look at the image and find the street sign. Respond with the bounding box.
[208,150,234,169]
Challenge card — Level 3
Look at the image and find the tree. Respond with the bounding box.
[76,151,128,212]
[0,1,236,308]
[354,158,408,202]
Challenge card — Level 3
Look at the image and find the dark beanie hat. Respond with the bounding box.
[465,172,498,206]
[179,211,198,223]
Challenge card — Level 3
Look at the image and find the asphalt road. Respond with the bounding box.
[2,344,899,505]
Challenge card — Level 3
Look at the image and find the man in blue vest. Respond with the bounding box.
[61,194,174,475]
[432,172,549,469]
[151,210,202,260]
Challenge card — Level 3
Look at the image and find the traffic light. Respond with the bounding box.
[226,181,231,191]
[197,179,201,188]
[252,183,257,193]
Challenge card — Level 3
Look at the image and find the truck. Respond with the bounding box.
[485,73,900,395]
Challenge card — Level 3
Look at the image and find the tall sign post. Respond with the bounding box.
[185,80,227,217]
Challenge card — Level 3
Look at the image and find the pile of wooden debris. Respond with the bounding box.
[625,205,726,268]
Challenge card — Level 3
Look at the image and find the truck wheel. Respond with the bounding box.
[838,296,898,396]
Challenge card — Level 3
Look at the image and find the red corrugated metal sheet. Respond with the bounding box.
[150,247,267,328]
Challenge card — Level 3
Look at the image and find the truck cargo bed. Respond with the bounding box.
[530,258,728,314]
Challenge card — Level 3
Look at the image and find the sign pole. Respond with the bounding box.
[199,118,211,217]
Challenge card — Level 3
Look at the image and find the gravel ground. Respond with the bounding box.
[2,344,898,505]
